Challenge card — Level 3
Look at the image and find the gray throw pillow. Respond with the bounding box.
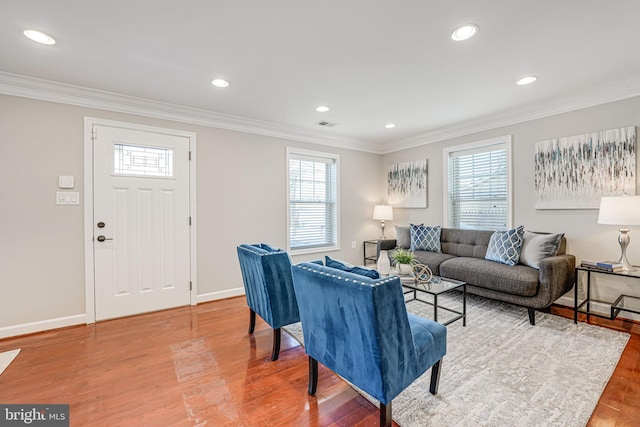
[519,231,564,269]
[395,225,411,249]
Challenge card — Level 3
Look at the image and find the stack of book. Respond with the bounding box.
[580,260,623,272]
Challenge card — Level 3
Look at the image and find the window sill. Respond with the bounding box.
[289,245,340,256]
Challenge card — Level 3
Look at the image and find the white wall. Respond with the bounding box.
[0,94,383,335]
[382,95,640,319]
[3,91,639,335]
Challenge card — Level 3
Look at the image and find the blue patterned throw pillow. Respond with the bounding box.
[485,226,525,266]
[410,224,441,253]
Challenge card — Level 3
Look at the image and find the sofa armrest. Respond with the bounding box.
[377,239,397,251]
[538,254,576,303]
[376,239,397,260]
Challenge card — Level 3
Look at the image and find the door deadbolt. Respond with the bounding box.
[96,235,113,242]
[97,222,105,228]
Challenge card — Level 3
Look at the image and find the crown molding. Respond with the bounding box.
[3,71,639,156]
[0,72,379,154]
[382,74,640,154]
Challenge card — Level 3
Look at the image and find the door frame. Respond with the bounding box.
[83,117,197,324]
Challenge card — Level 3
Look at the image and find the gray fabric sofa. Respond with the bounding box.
[378,227,576,325]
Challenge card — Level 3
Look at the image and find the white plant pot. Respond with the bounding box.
[397,263,413,275]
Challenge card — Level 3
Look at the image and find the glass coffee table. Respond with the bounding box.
[399,275,466,326]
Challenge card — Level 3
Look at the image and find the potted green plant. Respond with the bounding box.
[390,248,415,275]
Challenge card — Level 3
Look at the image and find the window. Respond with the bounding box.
[287,148,339,253]
[443,136,512,230]
[113,143,173,177]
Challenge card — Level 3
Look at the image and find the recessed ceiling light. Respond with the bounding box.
[385,123,396,129]
[23,30,56,45]
[315,105,330,112]
[517,76,537,85]
[211,78,230,88]
[451,24,479,41]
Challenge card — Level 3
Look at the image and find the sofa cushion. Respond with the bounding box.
[485,226,525,266]
[519,231,564,269]
[439,257,540,297]
[412,251,457,275]
[325,256,380,279]
[410,224,441,253]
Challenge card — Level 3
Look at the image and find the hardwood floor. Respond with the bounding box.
[0,298,638,426]
[553,306,640,427]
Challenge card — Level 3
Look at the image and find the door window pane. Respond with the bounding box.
[113,144,173,177]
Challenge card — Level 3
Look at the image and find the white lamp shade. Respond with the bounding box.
[373,205,393,221]
[598,195,640,226]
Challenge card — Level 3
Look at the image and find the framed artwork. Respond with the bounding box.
[387,159,428,208]
[534,126,636,209]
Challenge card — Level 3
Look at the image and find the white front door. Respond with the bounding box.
[92,124,191,321]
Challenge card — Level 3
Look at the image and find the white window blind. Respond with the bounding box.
[287,149,339,252]
[446,139,511,230]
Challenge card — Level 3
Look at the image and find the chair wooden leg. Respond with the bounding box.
[308,356,318,395]
[248,309,256,334]
[430,359,442,395]
[380,401,392,427]
[528,308,536,325]
[270,328,281,361]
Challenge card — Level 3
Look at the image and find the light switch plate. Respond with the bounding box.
[59,175,75,189]
[56,191,80,205]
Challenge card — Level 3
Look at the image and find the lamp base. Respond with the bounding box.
[618,259,636,272]
[618,227,636,271]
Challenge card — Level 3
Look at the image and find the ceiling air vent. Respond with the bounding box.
[317,121,337,127]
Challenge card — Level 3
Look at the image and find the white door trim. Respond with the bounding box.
[83,117,197,324]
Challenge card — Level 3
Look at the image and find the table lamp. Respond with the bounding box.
[373,205,393,239]
[598,195,640,271]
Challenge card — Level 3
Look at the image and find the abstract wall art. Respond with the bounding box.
[534,126,636,209]
[387,159,428,208]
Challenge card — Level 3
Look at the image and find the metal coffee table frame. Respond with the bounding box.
[400,275,466,326]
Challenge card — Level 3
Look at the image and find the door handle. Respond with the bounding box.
[96,235,113,242]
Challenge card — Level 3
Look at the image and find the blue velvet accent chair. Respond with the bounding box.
[291,262,447,427]
[236,244,300,361]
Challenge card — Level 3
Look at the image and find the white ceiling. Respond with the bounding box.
[2,1,640,153]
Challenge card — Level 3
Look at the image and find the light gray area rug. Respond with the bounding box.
[0,349,20,376]
[284,294,629,427]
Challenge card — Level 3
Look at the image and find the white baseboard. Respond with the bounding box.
[0,314,87,340]
[197,287,245,304]
[0,290,246,340]
[555,295,575,307]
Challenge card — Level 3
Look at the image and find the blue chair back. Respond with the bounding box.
[237,244,300,328]
[291,262,444,404]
